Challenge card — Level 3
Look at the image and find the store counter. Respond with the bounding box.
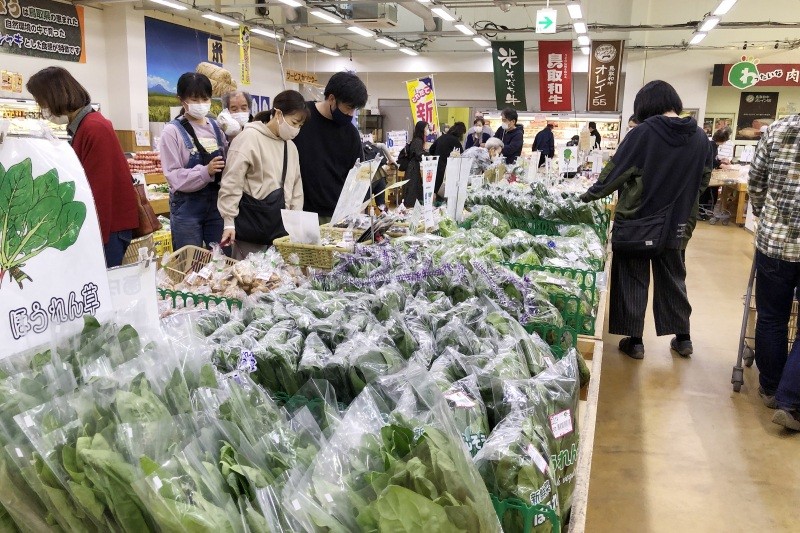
[709,167,749,225]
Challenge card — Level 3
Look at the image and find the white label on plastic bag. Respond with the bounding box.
[197,266,213,280]
[492,217,499,227]
[292,499,302,511]
[444,390,476,409]
[325,493,334,503]
[526,444,549,474]
[256,270,276,282]
[15,447,23,458]
[153,477,162,490]
[185,272,199,285]
[23,415,33,428]
[126,426,133,439]
[549,409,574,438]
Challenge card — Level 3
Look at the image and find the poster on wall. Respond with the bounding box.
[736,92,778,140]
[0,136,112,358]
[0,0,86,63]
[538,40,572,112]
[587,40,624,112]
[405,76,440,134]
[145,17,236,122]
[491,41,527,111]
[239,26,250,86]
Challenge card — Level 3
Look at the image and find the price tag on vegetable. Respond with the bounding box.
[549,409,574,438]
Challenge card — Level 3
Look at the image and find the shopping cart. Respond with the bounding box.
[699,184,733,226]
[732,256,800,392]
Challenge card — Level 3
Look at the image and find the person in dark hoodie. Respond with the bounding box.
[429,121,466,198]
[493,107,524,164]
[580,80,713,360]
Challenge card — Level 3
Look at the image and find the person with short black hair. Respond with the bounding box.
[580,80,713,360]
[218,90,308,259]
[493,108,523,163]
[430,121,466,198]
[588,121,602,149]
[402,121,430,207]
[218,90,253,140]
[292,71,368,223]
[465,117,491,149]
[27,66,139,267]
[532,123,556,167]
[159,72,228,251]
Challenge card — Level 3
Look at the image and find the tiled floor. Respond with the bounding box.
[585,223,800,532]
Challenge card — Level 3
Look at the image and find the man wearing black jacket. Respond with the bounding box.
[493,108,524,164]
[429,121,466,198]
[533,123,556,167]
[293,71,368,222]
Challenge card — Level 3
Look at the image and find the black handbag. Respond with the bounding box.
[234,141,289,246]
[611,204,672,256]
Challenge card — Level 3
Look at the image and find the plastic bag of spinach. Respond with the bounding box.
[463,205,511,238]
[490,351,580,520]
[473,408,561,533]
[283,364,501,533]
[441,375,490,457]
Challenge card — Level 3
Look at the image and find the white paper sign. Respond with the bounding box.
[0,136,113,358]
[420,156,438,228]
[135,129,151,148]
[331,161,376,225]
[445,157,472,223]
[559,146,579,173]
[281,209,321,244]
[386,130,408,157]
[107,261,159,333]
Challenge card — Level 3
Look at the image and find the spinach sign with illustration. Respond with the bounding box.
[0,159,86,289]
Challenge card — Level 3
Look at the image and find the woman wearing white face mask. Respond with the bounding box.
[218,91,253,140]
[159,72,228,252]
[218,90,308,259]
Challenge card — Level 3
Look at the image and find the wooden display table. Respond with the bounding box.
[145,173,170,215]
[709,170,748,225]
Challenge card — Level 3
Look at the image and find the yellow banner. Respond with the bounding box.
[405,76,439,132]
[239,26,251,85]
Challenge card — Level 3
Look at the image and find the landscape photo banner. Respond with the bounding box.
[0,137,112,357]
[587,40,624,112]
[491,41,527,111]
[538,40,572,112]
[0,0,86,62]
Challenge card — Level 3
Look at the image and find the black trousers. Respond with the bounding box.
[609,249,692,337]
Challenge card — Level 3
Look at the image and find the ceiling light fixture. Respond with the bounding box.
[149,0,187,11]
[699,17,719,32]
[376,37,398,48]
[577,35,590,46]
[580,46,590,55]
[287,38,314,48]
[277,0,304,7]
[486,47,493,53]
[573,21,587,34]
[251,27,281,39]
[431,7,455,22]
[416,0,431,3]
[318,47,340,56]
[689,32,707,45]
[310,9,342,24]
[201,11,240,27]
[399,47,419,56]
[713,0,737,16]
[566,1,583,20]
[473,36,490,47]
[348,26,375,37]
[454,23,476,35]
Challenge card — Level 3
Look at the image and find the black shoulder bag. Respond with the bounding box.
[234,141,289,246]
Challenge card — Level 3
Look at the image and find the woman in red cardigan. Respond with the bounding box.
[26,67,139,267]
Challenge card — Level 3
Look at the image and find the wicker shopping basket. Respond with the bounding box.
[162,245,237,283]
[273,227,371,270]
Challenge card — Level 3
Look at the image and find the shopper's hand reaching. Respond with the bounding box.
[207,156,225,177]
[220,228,236,247]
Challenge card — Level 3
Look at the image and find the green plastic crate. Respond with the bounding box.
[505,214,609,246]
[491,494,561,533]
[157,288,243,311]
[524,323,578,358]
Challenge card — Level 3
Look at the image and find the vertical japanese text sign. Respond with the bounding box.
[538,40,573,111]
[239,26,251,85]
[405,76,440,132]
[587,40,625,112]
[491,41,527,111]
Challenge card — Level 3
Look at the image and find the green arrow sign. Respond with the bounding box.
[539,16,553,29]
[536,8,557,34]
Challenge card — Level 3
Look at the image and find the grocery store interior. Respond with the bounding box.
[2,0,800,531]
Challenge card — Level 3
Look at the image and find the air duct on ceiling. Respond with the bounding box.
[402,1,437,32]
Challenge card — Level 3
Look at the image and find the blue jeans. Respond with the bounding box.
[104,229,132,268]
[754,250,800,395]
[777,328,800,411]
[170,187,224,251]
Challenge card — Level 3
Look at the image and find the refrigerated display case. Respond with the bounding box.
[0,97,99,139]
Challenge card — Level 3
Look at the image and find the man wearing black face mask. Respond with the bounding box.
[292,71,369,223]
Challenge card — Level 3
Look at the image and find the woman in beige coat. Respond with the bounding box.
[218,90,308,258]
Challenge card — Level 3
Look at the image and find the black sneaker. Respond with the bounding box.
[759,387,778,409]
[670,337,693,357]
[619,337,645,359]
[772,409,800,431]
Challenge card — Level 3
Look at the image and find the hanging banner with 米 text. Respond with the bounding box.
[0,0,86,62]
[239,26,251,85]
[538,40,573,111]
[491,41,527,110]
[587,40,624,112]
[405,76,440,131]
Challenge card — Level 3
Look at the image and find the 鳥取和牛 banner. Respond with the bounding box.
[587,40,624,112]
[538,40,573,112]
[491,41,527,111]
